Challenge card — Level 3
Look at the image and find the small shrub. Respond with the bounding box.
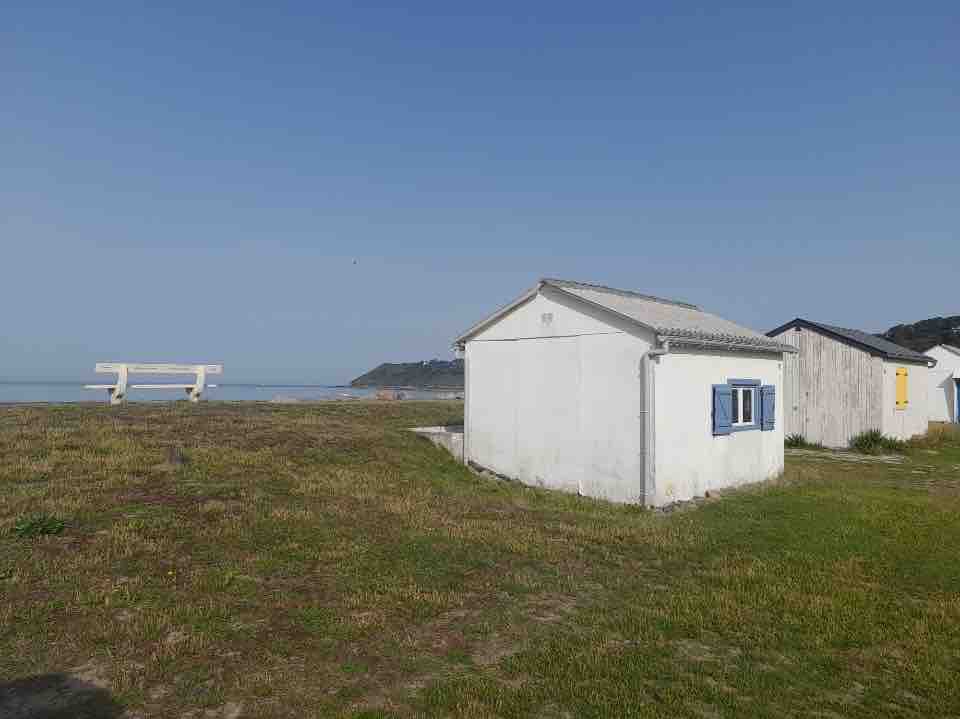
[785,434,825,450]
[12,513,65,539]
[881,436,907,453]
[849,430,906,455]
[849,429,884,453]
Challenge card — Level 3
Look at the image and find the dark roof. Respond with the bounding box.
[767,318,936,364]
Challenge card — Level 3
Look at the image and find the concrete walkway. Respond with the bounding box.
[411,426,465,463]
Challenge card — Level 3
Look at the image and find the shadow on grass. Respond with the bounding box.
[0,674,123,719]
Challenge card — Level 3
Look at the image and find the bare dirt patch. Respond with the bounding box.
[117,489,195,508]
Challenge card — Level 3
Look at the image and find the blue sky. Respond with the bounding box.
[2,1,957,382]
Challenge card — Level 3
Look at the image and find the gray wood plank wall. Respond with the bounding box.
[773,327,883,447]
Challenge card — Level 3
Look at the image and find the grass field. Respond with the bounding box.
[2,403,960,718]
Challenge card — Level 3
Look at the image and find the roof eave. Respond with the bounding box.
[766,317,806,338]
[452,282,545,348]
[659,334,797,355]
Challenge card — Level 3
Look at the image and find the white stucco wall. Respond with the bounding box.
[652,350,784,505]
[466,284,655,502]
[880,359,930,440]
[465,327,649,504]
[925,346,960,423]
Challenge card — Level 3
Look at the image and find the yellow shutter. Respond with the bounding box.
[896,367,908,408]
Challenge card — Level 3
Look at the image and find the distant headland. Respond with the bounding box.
[350,359,464,389]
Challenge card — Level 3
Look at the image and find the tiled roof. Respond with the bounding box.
[455,278,795,354]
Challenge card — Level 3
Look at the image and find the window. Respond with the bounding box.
[896,367,908,409]
[712,380,775,436]
[732,386,754,426]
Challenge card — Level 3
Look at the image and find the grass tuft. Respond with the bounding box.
[848,429,906,454]
[784,434,825,450]
[12,512,66,538]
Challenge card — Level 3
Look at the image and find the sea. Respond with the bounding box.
[0,381,460,404]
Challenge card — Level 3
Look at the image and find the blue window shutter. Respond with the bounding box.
[712,384,733,436]
[761,385,776,431]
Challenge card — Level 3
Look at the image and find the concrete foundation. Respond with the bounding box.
[411,425,465,463]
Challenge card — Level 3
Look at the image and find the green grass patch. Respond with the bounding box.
[11,512,65,538]
[1,404,959,717]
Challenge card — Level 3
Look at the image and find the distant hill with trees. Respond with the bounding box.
[880,316,960,352]
[350,359,464,388]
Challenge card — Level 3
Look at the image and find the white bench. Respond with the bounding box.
[84,363,223,405]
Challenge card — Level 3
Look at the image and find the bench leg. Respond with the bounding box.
[109,366,129,405]
[185,367,206,403]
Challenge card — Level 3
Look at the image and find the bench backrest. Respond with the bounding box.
[95,363,224,375]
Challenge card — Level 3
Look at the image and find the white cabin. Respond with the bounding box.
[767,319,935,447]
[925,344,960,423]
[454,279,794,507]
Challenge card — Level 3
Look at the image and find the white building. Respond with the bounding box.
[767,319,936,447]
[453,279,794,507]
[926,344,960,423]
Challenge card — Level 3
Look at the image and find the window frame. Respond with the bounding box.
[728,378,761,432]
